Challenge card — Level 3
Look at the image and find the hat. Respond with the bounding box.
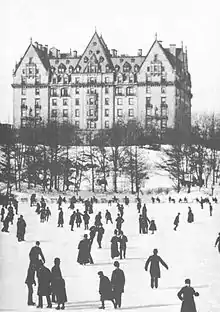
[98,271,103,276]
[36,241,40,246]
[114,261,119,267]
[185,279,191,285]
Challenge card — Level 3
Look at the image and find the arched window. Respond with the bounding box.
[115,65,120,72]
[123,62,131,72]
[134,65,140,72]
[106,64,111,73]
[58,63,66,73]
[117,73,123,83]
[69,66,74,73]
[52,75,57,84]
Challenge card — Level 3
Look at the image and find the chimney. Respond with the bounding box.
[169,44,176,56]
[57,50,60,58]
[138,49,142,56]
[73,50,77,58]
[34,41,38,48]
[111,49,117,57]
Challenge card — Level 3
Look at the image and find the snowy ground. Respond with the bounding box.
[0,193,220,312]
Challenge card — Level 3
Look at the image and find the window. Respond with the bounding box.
[105,77,109,83]
[105,98,109,105]
[106,65,110,73]
[146,86,151,93]
[21,108,27,117]
[89,98,94,105]
[117,109,123,117]
[129,75,134,83]
[89,77,97,84]
[146,97,151,106]
[61,88,68,97]
[117,75,123,83]
[146,106,152,116]
[117,98,123,105]
[75,87,80,95]
[123,62,131,72]
[75,109,80,117]
[21,120,26,128]
[90,122,96,129]
[75,121,80,129]
[35,99,40,107]
[161,86,166,94]
[29,57,33,64]
[35,108,40,117]
[63,109,68,117]
[161,119,167,129]
[22,69,25,74]
[128,98,134,105]
[51,109,57,118]
[21,99,26,106]
[147,66,150,72]
[161,108,167,117]
[63,99,68,106]
[127,87,135,95]
[105,87,109,94]
[75,77,80,84]
[128,109,134,117]
[105,121,109,129]
[52,77,57,84]
[161,97,166,104]
[116,87,123,95]
[69,66,74,73]
[75,98,80,106]
[105,109,109,117]
[52,99,57,106]
[66,60,70,65]
[35,88,40,96]
[21,88,26,96]
[35,77,40,84]
[63,76,68,84]
[51,88,57,96]
[88,109,94,117]
[29,68,33,75]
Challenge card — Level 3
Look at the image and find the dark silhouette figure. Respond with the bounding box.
[105,210,113,224]
[118,205,124,218]
[16,215,26,241]
[142,204,147,219]
[145,249,168,289]
[111,261,125,309]
[209,203,213,216]
[37,261,52,308]
[119,231,128,259]
[177,279,199,312]
[29,241,45,272]
[51,258,67,310]
[76,209,82,228]
[116,214,124,232]
[69,211,76,231]
[1,206,5,222]
[95,212,102,227]
[187,207,194,223]
[83,211,90,230]
[97,224,105,248]
[111,230,120,259]
[1,214,10,232]
[174,213,180,231]
[215,233,220,253]
[149,220,157,234]
[89,225,97,245]
[25,264,36,306]
[45,207,51,222]
[77,234,93,265]
[58,209,64,227]
[98,271,115,309]
[139,215,145,234]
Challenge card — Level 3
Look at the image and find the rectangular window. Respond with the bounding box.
[161,107,168,116]
[127,87,135,95]
[22,69,26,74]
[63,99,68,106]
[75,87,80,95]
[75,77,80,84]
[146,107,152,116]
[105,98,109,105]
[35,99,40,106]
[105,121,109,128]
[161,86,166,94]
[129,75,134,83]
[105,77,109,83]
[105,86,109,94]
[35,77,40,84]
[128,98,134,105]
[52,99,57,106]
[21,108,26,117]
[35,108,40,117]
[161,97,166,104]
[147,66,150,72]
[21,88,26,96]
[146,97,151,105]
[21,120,26,128]
[21,99,26,106]
[89,98,94,105]
[51,88,57,96]
[146,86,151,93]
[61,88,68,97]
[90,77,97,83]
[63,109,68,117]
[52,77,56,84]
[116,87,123,95]
[29,68,33,75]
[117,109,123,117]
[75,98,80,106]
[117,98,123,105]
[75,109,80,117]
[75,121,80,128]
[88,109,94,117]
[64,77,68,84]
[51,109,57,117]
[161,119,167,129]
[35,88,40,96]
[117,75,123,83]
[105,109,109,117]
[128,109,134,117]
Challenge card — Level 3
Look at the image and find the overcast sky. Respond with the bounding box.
[0,0,219,123]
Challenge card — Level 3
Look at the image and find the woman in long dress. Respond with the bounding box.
[177,279,199,312]
[111,229,119,259]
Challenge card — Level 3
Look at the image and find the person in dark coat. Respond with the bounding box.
[177,279,199,312]
[139,214,145,234]
[40,208,46,223]
[58,208,64,227]
[8,205,14,225]
[51,258,67,310]
[116,214,124,232]
[149,220,157,234]
[97,224,105,248]
[95,212,102,227]
[137,201,141,213]
[111,230,119,259]
[25,263,36,306]
[111,261,125,308]
[1,206,5,222]
[105,210,113,224]
[76,209,82,228]
[209,203,213,216]
[119,231,128,259]
[214,233,220,253]
[187,207,194,223]
[145,249,168,288]
[37,260,52,308]
[45,207,51,222]
[36,202,41,214]
[29,241,45,271]
[142,204,147,219]
[58,195,62,209]
[118,205,124,218]
[89,225,97,245]
[1,214,10,232]
[83,211,90,230]
[98,271,115,309]
[174,213,180,231]
[13,198,19,214]
[77,234,93,265]
[69,211,76,231]
[16,215,26,241]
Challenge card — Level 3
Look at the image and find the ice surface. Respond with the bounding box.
[0,193,220,312]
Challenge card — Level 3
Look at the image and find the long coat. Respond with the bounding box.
[187,211,194,223]
[58,211,64,225]
[16,218,26,238]
[145,255,168,278]
[51,266,67,303]
[37,266,52,296]
[177,286,199,312]
[111,236,119,259]
[99,275,113,300]
[77,238,91,265]
[111,268,125,293]
[174,215,180,226]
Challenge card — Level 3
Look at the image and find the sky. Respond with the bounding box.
[0,0,219,123]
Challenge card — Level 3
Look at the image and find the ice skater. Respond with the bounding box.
[25,263,36,306]
[149,219,157,234]
[97,224,105,248]
[77,234,93,265]
[111,229,120,259]
[145,249,168,289]
[16,215,26,241]
[29,241,45,271]
[98,271,115,309]
[105,210,113,224]
[119,231,128,259]
[177,278,199,312]
[187,207,194,223]
[215,233,220,253]
[116,214,124,232]
[174,213,180,231]
[69,211,76,231]
[111,261,125,309]
[36,260,52,308]
[57,208,64,227]
[51,258,67,310]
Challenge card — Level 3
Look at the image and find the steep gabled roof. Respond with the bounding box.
[33,45,50,71]
[14,43,32,75]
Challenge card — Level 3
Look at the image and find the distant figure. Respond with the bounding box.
[83,211,90,230]
[77,234,93,265]
[1,214,10,232]
[16,215,26,241]
[69,211,76,231]
[105,210,113,224]
[119,231,128,259]
[177,278,199,312]
[145,249,168,289]
[142,204,147,219]
[89,225,97,245]
[58,208,64,227]
[209,203,213,216]
[187,207,194,223]
[25,264,36,306]
[111,229,119,259]
[111,261,125,309]
[174,213,180,231]
[36,260,52,308]
[149,220,157,234]
[215,233,220,253]
[95,212,102,227]
[51,258,67,310]
[76,209,82,228]
[45,207,51,222]
[29,241,45,271]
[98,271,115,309]
[1,206,5,222]
[116,214,124,232]
[97,224,105,248]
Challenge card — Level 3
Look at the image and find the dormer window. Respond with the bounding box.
[84,56,88,63]
[58,63,66,73]
[123,62,131,72]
